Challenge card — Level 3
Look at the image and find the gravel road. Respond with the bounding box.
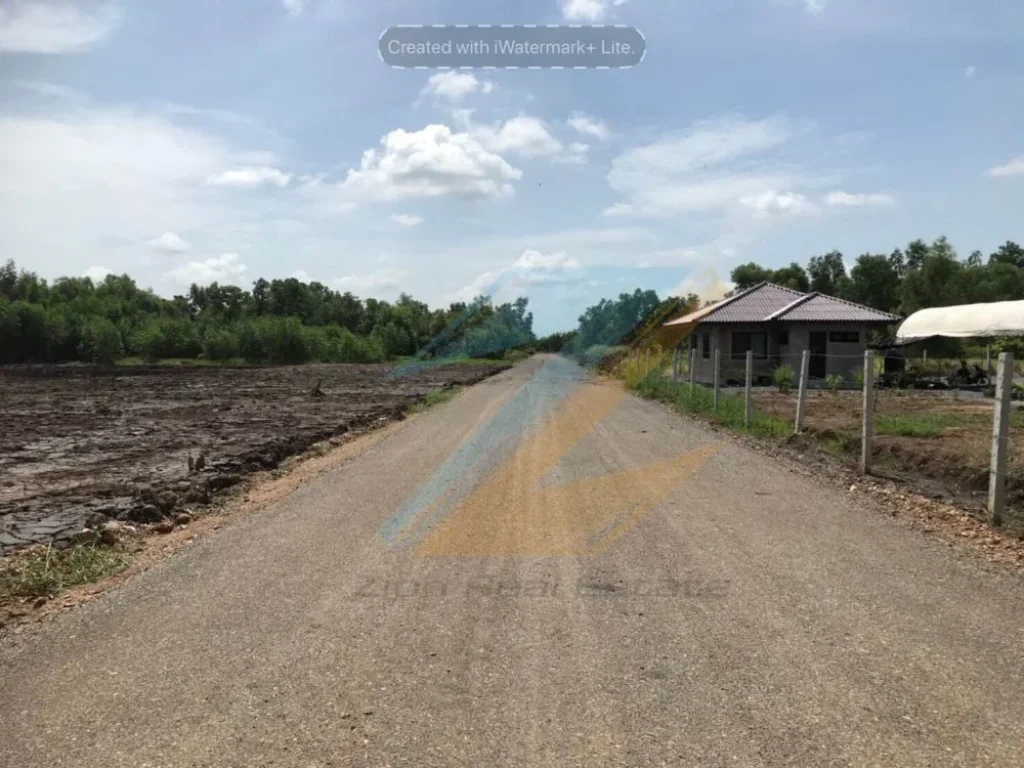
[3,354,1024,767]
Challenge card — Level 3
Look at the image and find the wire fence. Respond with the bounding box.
[624,347,1024,528]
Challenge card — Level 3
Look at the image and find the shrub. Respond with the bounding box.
[78,317,123,364]
[203,328,239,361]
[773,364,794,393]
[824,374,844,391]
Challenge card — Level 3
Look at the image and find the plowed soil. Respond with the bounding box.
[0,362,506,552]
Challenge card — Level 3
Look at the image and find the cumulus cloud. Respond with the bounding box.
[339,124,522,201]
[292,269,311,282]
[553,142,590,166]
[739,190,816,218]
[471,116,562,157]
[147,231,193,254]
[568,113,610,141]
[0,1,121,53]
[281,0,303,16]
[987,156,1024,178]
[458,249,584,301]
[605,115,819,218]
[165,253,248,286]
[964,65,977,79]
[333,268,407,296]
[391,213,424,227]
[824,190,895,206]
[420,72,494,103]
[84,265,112,282]
[206,166,291,188]
[561,0,608,22]
[803,0,825,13]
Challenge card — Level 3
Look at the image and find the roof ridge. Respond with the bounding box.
[801,291,900,319]
[767,291,817,320]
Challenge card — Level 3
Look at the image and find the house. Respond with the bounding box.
[663,282,900,385]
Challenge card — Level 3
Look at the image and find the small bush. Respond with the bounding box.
[824,374,844,391]
[78,317,123,364]
[203,328,239,360]
[773,364,794,393]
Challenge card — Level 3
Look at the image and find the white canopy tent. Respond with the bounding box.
[896,299,1024,343]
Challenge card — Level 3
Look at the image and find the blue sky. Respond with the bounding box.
[1,0,1023,333]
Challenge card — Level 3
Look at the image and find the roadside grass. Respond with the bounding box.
[632,367,789,440]
[407,387,462,415]
[875,412,968,438]
[116,357,248,367]
[1,542,136,600]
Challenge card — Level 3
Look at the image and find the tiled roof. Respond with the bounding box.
[664,282,899,326]
[781,293,899,322]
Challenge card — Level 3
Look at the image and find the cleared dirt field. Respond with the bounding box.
[0,362,506,553]
[754,388,1024,513]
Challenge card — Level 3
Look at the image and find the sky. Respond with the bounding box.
[1,0,1023,334]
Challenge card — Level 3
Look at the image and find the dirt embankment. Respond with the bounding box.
[0,362,506,553]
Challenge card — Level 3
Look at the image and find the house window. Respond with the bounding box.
[829,330,860,343]
[701,332,711,360]
[690,334,699,351]
[777,330,789,346]
[732,331,768,360]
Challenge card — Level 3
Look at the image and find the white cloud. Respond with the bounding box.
[206,166,291,188]
[964,65,977,79]
[568,113,610,141]
[605,115,823,218]
[0,108,235,278]
[339,124,522,201]
[13,79,86,101]
[165,253,248,287]
[0,1,121,53]
[333,268,407,296]
[803,0,825,13]
[456,249,584,302]
[281,0,303,16]
[987,156,1024,178]
[292,269,311,282]
[391,213,424,227]
[513,250,582,283]
[554,142,590,166]
[419,72,494,103]
[739,190,817,218]
[84,265,112,282]
[473,115,562,156]
[148,231,193,254]
[562,0,608,22]
[824,190,895,206]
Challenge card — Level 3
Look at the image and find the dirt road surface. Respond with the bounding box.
[4,355,1024,766]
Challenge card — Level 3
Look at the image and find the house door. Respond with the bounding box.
[809,331,828,379]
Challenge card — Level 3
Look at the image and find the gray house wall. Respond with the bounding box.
[687,323,876,385]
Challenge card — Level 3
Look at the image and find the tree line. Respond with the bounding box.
[729,237,1024,316]
[0,260,537,365]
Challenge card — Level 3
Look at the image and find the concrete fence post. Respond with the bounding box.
[713,348,721,411]
[745,350,754,427]
[988,352,1014,526]
[645,349,650,377]
[689,348,697,390]
[986,345,992,376]
[861,350,876,474]
[795,349,810,434]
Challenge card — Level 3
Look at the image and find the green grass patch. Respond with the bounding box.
[875,413,967,438]
[1,543,136,599]
[633,371,789,439]
[407,387,462,414]
[116,356,248,367]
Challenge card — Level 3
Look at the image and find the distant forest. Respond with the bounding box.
[0,260,540,365]
[728,237,1024,317]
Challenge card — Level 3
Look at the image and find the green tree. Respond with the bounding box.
[807,251,848,296]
